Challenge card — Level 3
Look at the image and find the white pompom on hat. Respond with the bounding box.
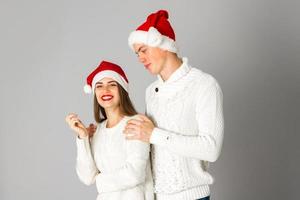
[128,10,178,53]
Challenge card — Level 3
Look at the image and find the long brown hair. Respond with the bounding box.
[93,83,137,123]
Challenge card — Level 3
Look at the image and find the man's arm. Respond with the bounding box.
[124,82,224,162]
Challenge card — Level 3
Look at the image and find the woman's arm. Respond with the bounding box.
[76,137,99,185]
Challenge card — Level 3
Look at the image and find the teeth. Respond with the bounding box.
[102,96,113,100]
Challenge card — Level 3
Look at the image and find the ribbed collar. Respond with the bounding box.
[157,57,191,84]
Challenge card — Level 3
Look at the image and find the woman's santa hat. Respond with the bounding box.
[84,61,129,94]
[128,10,178,53]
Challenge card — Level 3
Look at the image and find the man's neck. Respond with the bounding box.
[160,54,183,81]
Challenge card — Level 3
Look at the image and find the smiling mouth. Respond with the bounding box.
[101,95,113,101]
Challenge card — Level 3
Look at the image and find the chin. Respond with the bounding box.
[102,102,119,109]
[100,103,113,108]
[148,69,159,75]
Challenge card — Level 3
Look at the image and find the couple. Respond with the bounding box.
[65,10,224,200]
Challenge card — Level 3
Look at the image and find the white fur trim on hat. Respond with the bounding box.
[91,70,129,94]
[128,27,178,53]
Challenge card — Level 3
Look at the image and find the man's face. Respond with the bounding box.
[133,43,167,75]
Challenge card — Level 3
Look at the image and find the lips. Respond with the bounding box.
[144,63,151,69]
[101,95,113,101]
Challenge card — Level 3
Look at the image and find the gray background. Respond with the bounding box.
[0,0,299,199]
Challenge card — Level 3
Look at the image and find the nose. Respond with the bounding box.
[138,53,146,64]
[102,85,110,93]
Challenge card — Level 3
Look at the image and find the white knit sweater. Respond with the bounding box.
[146,57,224,200]
[75,116,154,200]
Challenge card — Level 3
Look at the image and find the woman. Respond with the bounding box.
[65,61,153,200]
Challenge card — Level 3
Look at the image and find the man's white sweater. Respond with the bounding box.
[146,57,224,200]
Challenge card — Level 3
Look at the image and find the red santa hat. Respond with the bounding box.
[128,10,178,53]
[84,61,129,94]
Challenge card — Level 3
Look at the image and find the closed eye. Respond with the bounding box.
[141,47,147,53]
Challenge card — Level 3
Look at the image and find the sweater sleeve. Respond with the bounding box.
[150,82,224,162]
[95,139,150,193]
[75,137,99,185]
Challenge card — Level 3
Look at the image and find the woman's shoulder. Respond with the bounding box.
[123,114,140,122]
[121,115,142,128]
[94,120,106,132]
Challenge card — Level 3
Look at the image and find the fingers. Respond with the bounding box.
[88,124,97,132]
[127,119,143,126]
[89,123,97,128]
[123,130,140,140]
[65,113,77,123]
[126,122,140,129]
[87,124,97,137]
[71,118,84,128]
[123,129,150,143]
[136,114,151,122]
[124,116,154,143]
[66,113,77,124]
[123,120,142,140]
[124,123,141,136]
[125,119,142,131]
[65,113,86,129]
[125,134,139,140]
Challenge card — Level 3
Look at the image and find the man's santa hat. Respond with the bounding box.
[84,61,129,94]
[128,10,178,53]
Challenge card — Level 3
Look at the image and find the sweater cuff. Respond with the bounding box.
[150,127,171,146]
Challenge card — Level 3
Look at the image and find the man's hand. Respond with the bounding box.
[86,123,97,137]
[123,114,155,143]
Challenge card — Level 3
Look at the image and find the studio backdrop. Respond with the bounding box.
[0,0,299,200]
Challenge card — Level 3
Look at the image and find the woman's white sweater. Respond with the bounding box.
[146,57,224,200]
[75,116,153,200]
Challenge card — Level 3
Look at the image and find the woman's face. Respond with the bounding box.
[94,77,120,110]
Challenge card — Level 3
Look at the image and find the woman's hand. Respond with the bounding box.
[65,113,96,139]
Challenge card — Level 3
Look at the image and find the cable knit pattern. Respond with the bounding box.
[76,116,154,200]
[146,57,224,200]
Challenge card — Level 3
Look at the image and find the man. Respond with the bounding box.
[124,10,224,200]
